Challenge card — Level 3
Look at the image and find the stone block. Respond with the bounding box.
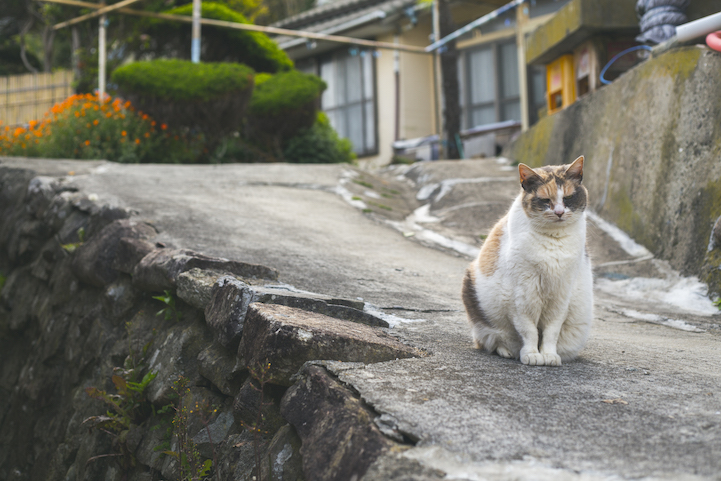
[113,237,157,275]
[232,377,287,436]
[72,219,157,288]
[177,268,226,310]
[133,249,278,293]
[259,424,305,481]
[280,365,396,481]
[239,304,424,386]
[252,286,386,328]
[197,342,246,397]
[204,277,254,350]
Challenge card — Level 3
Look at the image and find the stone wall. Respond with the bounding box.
[506,46,721,295]
[0,166,423,481]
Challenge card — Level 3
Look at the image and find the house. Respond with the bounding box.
[272,0,715,166]
[271,0,520,166]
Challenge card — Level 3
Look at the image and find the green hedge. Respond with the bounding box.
[113,59,255,158]
[283,112,355,164]
[144,2,293,73]
[247,70,326,155]
[249,70,326,117]
[112,59,254,101]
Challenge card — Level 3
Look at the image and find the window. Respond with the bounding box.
[463,40,521,128]
[319,50,377,156]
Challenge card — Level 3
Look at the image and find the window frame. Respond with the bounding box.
[317,49,379,158]
[463,38,521,129]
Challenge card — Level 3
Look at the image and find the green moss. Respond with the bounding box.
[639,47,700,84]
[507,114,555,167]
[112,60,254,101]
[249,70,325,117]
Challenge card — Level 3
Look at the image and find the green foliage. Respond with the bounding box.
[249,70,325,117]
[112,59,254,102]
[153,290,182,322]
[0,92,200,163]
[247,70,326,157]
[83,322,158,471]
[164,377,215,481]
[283,112,355,164]
[60,227,86,253]
[143,2,293,73]
[714,297,721,310]
[113,59,255,157]
[0,273,5,292]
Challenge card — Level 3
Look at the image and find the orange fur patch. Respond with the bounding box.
[478,216,507,276]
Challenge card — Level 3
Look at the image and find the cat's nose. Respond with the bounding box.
[554,205,564,217]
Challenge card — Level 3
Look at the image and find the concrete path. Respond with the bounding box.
[4,156,720,480]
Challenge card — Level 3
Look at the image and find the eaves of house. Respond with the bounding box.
[271,0,425,59]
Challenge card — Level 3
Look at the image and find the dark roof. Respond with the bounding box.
[272,0,420,31]
[271,0,421,50]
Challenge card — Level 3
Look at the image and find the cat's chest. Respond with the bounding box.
[507,231,583,271]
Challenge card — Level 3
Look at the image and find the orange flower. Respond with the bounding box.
[121,131,127,137]
[135,138,140,144]
[85,140,90,146]
[124,101,131,108]
[93,119,99,126]
[161,124,167,130]
[151,121,156,126]
[74,111,80,118]
[142,114,148,120]
[144,132,150,138]
[13,127,25,137]
[106,112,112,118]
[29,120,38,130]
[86,123,91,128]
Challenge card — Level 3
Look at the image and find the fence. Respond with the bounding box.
[0,70,74,127]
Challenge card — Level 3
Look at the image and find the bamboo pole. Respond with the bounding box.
[53,0,145,29]
[39,0,430,54]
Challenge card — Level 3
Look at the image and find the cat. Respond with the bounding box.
[461,156,593,366]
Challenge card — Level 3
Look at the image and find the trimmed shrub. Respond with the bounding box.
[283,112,355,164]
[247,70,326,156]
[112,59,255,155]
[142,2,293,74]
[0,93,200,163]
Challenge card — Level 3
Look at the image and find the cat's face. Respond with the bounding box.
[518,156,587,225]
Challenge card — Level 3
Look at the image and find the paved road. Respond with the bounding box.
[4,156,720,480]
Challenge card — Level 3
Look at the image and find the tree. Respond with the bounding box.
[437,0,461,159]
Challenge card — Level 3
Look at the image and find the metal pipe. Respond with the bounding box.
[98,13,106,99]
[191,0,201,63]
[675,11,721,42]
[425,0,525,52]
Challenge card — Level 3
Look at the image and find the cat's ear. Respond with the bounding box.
[518,164,541,192]
[565,156,584,182]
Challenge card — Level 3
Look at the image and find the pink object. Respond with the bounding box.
[707,31,721,52]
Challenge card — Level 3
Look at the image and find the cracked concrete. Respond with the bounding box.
[2,155,720,479]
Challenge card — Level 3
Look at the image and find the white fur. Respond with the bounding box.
[469,195,593,366]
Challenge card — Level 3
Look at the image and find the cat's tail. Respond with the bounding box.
[462,267,501,352]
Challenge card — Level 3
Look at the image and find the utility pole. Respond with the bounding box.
[191,0,201,63]
[516,3,529,131]
[432,0,443,158]
[98,7,106,99]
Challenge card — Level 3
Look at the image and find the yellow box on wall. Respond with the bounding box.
[546,54,576,115]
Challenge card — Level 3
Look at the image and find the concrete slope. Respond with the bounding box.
[2,156,720,480]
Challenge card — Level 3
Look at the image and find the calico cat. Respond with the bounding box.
[461,156,593,366]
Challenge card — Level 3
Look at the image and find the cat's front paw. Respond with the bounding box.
[542,353,562,366]
[521,352,545,365]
